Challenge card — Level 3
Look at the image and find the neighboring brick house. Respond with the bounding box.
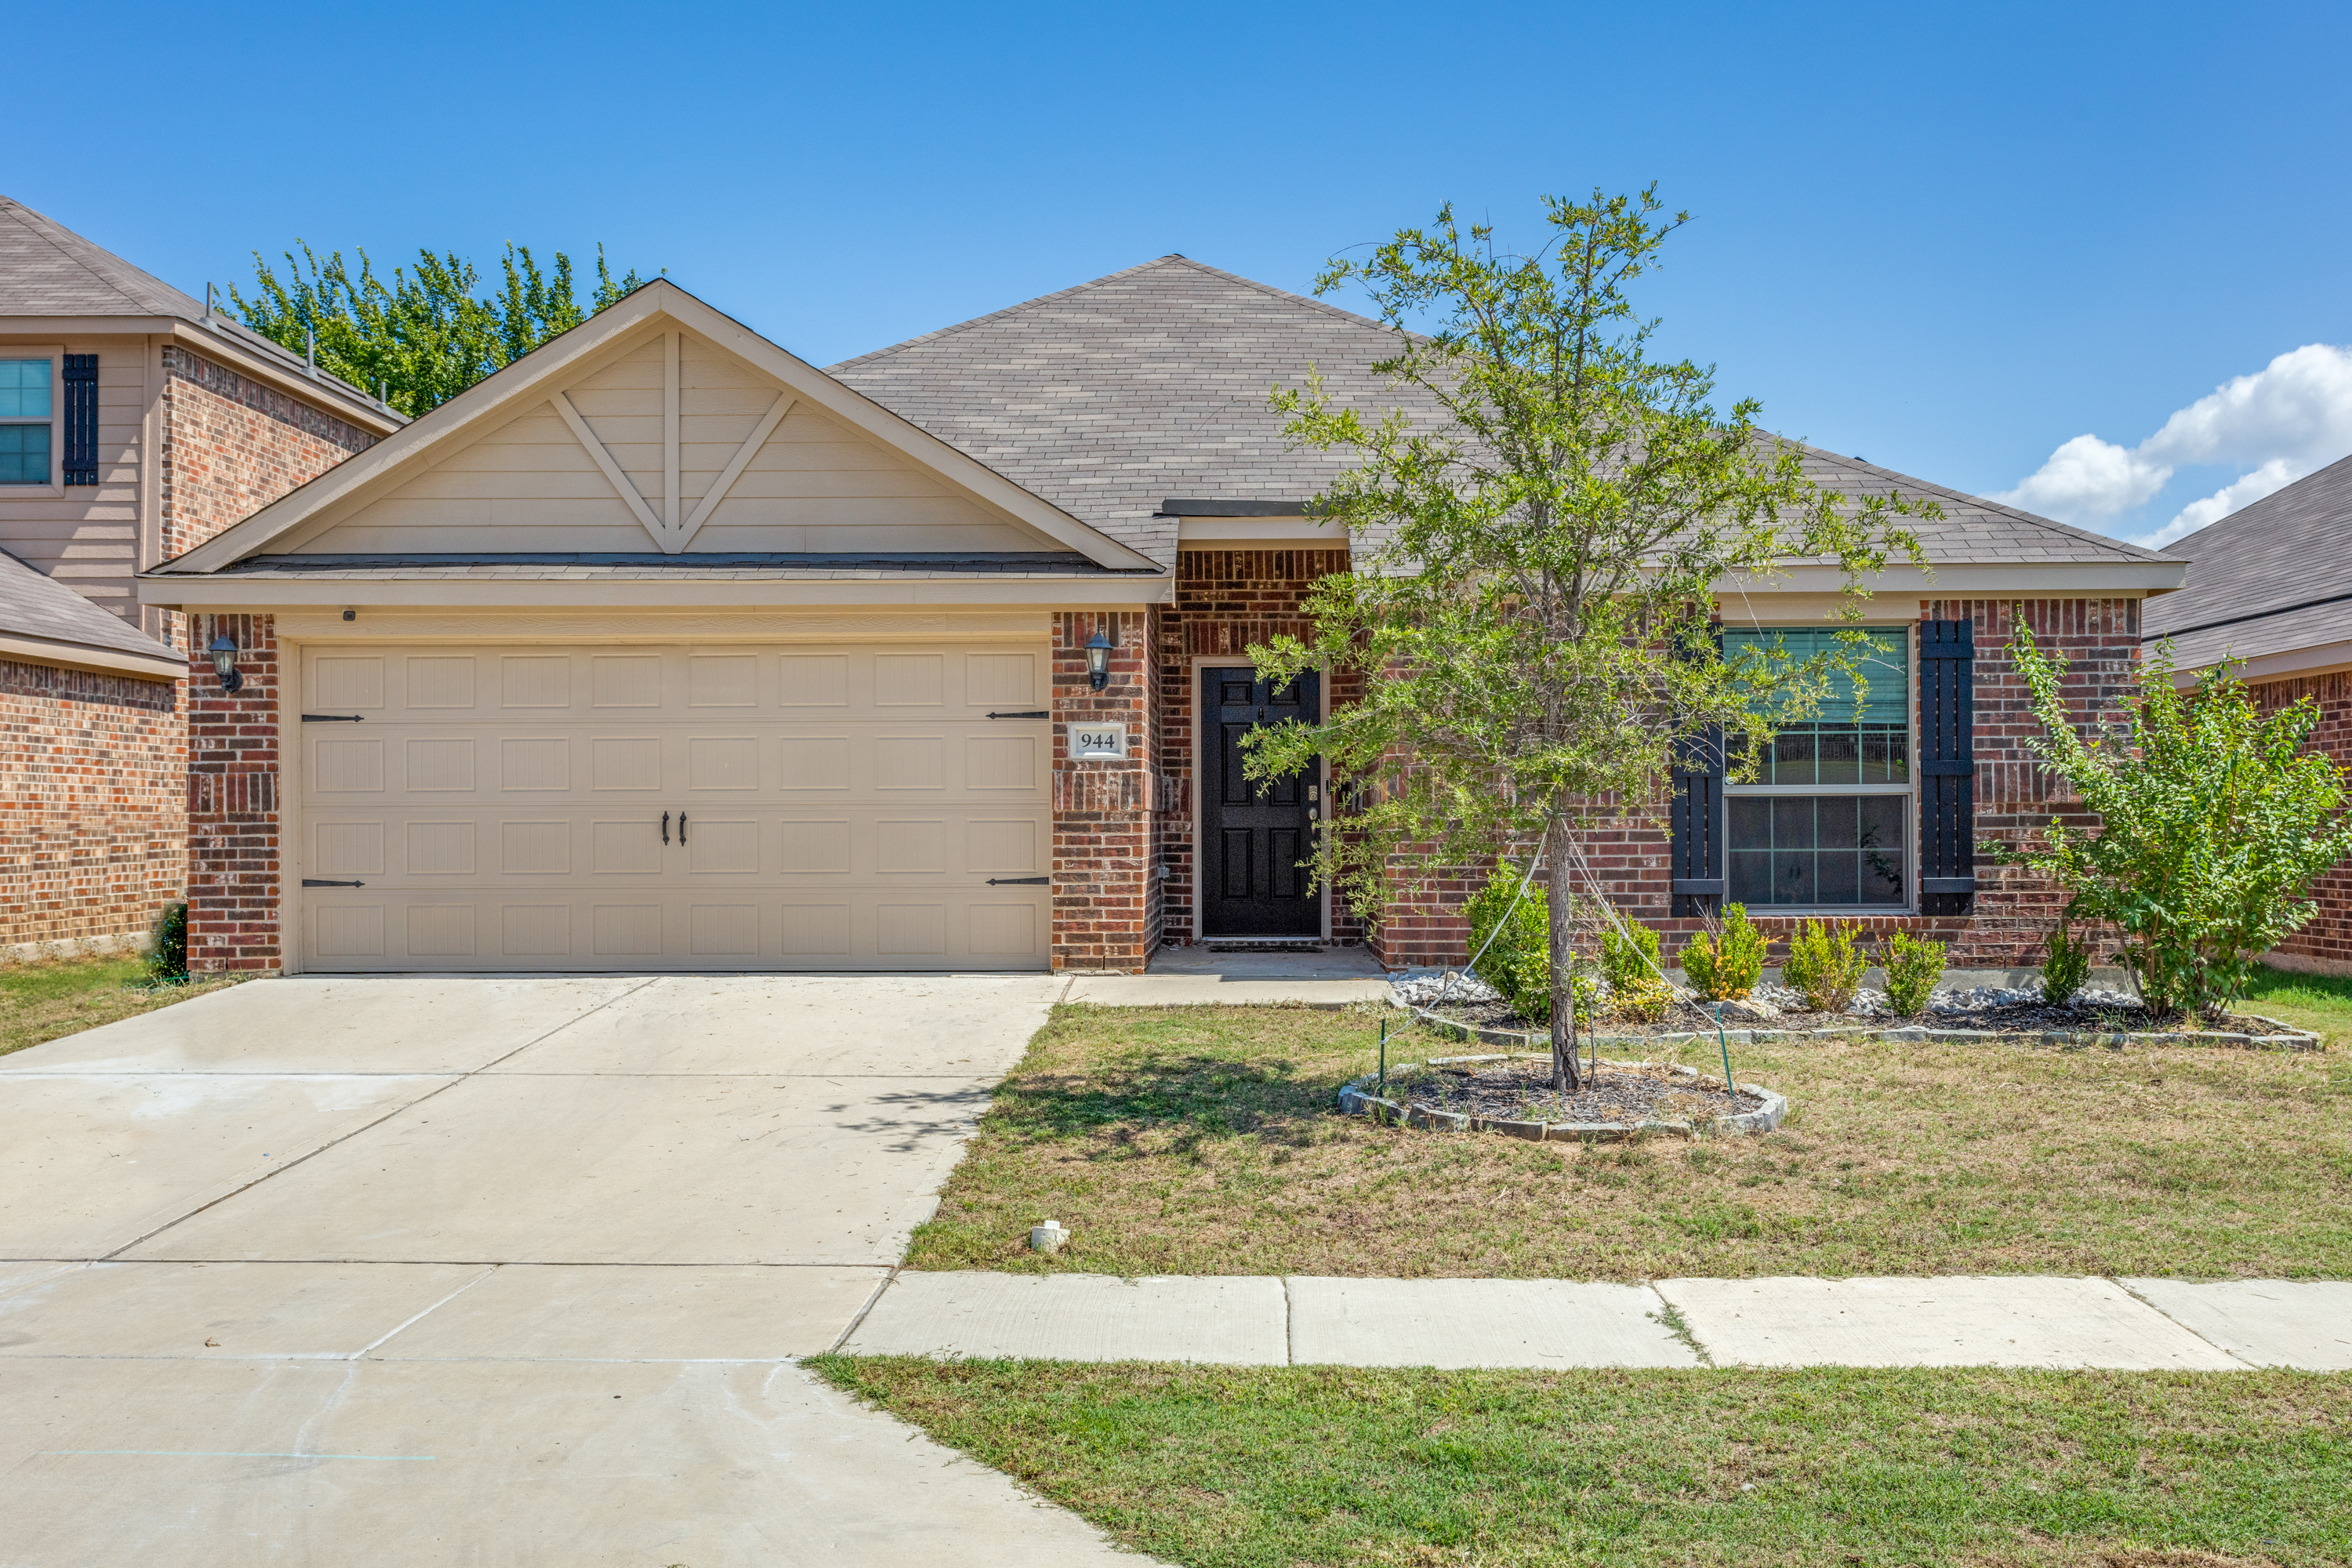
[140,262,2183,977]
[2143,453,2352,975]
[0,194,403,955]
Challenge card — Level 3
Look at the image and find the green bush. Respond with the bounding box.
[1599,920,1661,992]
[1464,859,1552,1022]
[2042,918,2093,1007]
[1679,903,1766,1000]
[1879,930,1947,1017]
[145,901,188,984]
[1783,918,1867,1014]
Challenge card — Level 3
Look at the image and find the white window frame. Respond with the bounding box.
[1720,622,1918,916]
[0,347,64,494]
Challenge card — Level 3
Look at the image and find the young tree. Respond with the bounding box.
[230,242,652,416]
[2005,628,2352,1016]
[1243,190,1931,1090]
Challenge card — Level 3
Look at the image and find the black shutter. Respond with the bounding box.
[62,354,97,486]
[1668,724,1726,916]
[1918,619,1975,915]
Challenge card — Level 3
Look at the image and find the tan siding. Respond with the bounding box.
[289,328,1054,558]
[0,336,151,621]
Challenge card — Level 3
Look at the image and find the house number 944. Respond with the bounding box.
[1070,726,1127,759]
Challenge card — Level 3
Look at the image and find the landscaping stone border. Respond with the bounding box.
[1408,1012,2322,1054]
[1338,1053,1790,1144]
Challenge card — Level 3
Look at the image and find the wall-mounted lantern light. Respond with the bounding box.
[1085,627,1114,691]
[207,633,244,693]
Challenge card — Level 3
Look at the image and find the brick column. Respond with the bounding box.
[186,612,281,973]
[1052,611,1156,971]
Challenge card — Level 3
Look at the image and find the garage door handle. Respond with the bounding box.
[662,811,670,846]
[678,812,688,844]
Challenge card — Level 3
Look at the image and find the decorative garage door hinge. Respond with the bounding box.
[986,710,1049,720]
[300,713,365,723]
[985,877,1050,885]
[301,879,365,887]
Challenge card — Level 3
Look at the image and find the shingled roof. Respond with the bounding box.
[0,546,180,668]
[2142,451,2352,669]
[0,194,205,318]
[830,255,2186,573]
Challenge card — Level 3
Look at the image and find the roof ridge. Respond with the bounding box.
[1798,443,2183,564]
[826,254,1393,373]
[2161,447,2352,560]
[0,194,200,316]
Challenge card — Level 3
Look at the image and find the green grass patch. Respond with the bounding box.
[2243,965,2352,1048]
[904,1003,2352,1279]
[0,955,238,1058]
[815,1357,2352,1567]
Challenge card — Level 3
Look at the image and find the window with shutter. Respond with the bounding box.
[1669,725,1726,916]
[1917,618,1976,915]
[62,354,97,486]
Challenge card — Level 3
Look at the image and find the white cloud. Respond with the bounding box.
[1995,343,2352,544]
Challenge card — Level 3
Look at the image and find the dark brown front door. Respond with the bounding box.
[1200,666,1320,937]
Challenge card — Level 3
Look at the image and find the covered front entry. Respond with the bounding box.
[293,641,1052,971]
[1198,665,1323,938]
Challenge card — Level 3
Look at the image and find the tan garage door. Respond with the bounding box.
[293,642,1052,972]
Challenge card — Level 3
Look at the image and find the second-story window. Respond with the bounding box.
[0,358,53,485]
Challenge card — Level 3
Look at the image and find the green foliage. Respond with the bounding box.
[1679,903,1766,1000]
[1239,191,1929,1061]
[144,901,187,984]
[230,241,652,416]
[1463,860,1552,1023]
[2042,918,2094,1007]
[2002,629,2352,1016]
[1782,918,1867,1014]
[1878,931,1947,1018]
[1599,920,1661,991]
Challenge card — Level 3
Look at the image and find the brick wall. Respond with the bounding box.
[1155,546,1368,943]
[0,659,183,956]
[183,614,281,973]
[1054,610,1156,971]
[1367,597,2147,971]
[2251,669,2352,974]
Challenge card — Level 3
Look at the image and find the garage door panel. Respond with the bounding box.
[298,641,1050,973]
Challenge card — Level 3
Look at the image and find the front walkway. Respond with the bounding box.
[841,1270,2352,1370]
[0,974,1134,1566]
[1064,941,1392,1005]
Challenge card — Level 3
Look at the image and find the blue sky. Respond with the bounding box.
[14,1,2350,546]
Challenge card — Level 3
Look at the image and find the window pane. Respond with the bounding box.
[1816,796,1859,849]
[1817,850,1860,903]
[1816,727,1860,784]
[1730,850,1772,903]
[1772,796,1814,848]
[1858,794,1904,848]
[0,423,49,484]
[0,359,51,419]
[1862,844,1907,903]
[1773,851,1816,904]
[1773,728,1815,784]
[1722,626,1909,724]
[1728,797,1773,851]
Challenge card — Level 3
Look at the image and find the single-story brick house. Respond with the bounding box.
[2143,452,2352,976]
[139,263,2186,975]
[0,194,403,957]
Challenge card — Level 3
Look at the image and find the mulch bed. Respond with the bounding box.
[1394,1059,1763,1124]
[1425,999,2303,1040]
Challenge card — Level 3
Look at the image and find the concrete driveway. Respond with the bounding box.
[0,974,1134,1567]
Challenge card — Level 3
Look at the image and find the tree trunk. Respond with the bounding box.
[1546,815,1581,1093]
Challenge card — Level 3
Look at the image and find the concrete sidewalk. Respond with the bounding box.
[841,1271,2352,1371]
[1065,944,1393,1007]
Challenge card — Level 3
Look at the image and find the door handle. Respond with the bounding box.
[662,811,670,846]
[678,811,688,844]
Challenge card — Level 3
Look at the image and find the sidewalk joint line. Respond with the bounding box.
[349,1265,502,1359]
[829,1264,902,1355]
[2108,1275,2257,1370]
[92,977,664,1262]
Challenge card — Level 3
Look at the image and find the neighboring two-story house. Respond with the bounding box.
[137,263,2186,976]
[1,195,403,958]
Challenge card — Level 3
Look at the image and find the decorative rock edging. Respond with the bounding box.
[1410,1013,2322,1053]
[1338,1053,1790,1144]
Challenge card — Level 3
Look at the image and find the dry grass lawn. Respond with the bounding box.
[904,1003,2352,1279]
[0,956,238,1058]
[815,1359,2352,1568]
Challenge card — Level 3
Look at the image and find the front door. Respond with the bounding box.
[1200,665,1321,938]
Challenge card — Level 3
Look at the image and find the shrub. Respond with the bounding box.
[1879,930,1947,1017]
[145,901,187,984]
[2042,918,2092,1007]
[1782,918,1867,1013]
[1464,858,1552,1022]
[1679,902,1766,1000]
[1611,975,1673,1023]
[2005,628,2352,1016]
[1599,920,1661,992]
